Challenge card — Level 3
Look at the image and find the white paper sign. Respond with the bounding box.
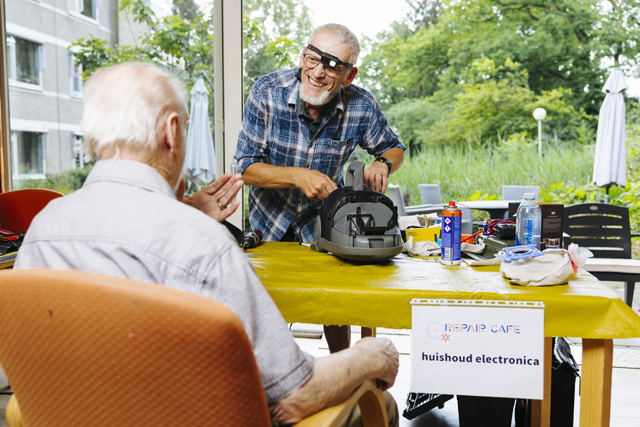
[410,299,545,399]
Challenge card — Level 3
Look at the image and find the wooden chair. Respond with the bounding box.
[0,189,64,232]
[564,203,638,307]
[0,269,387,427]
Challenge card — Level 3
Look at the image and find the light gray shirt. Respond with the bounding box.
[15,159,314,404]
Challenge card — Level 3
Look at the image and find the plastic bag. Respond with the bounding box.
[501,248,574,287]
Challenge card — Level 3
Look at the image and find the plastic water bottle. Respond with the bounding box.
[515,193,541,247]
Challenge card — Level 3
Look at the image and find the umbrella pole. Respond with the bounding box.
[605,186,610,204]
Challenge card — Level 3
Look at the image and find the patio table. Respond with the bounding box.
[247,242,640,427]
[457,200,519,219]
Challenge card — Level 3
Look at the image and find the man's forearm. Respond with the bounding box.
[380,148,404,175]
[242,162,338,201]
[269,338,398,424]
[242,163,301,188]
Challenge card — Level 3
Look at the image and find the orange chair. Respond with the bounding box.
[0,189,63,233]
[0,269,387,427]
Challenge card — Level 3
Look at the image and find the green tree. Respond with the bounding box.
[361,0,639,150]
[71,0,212,92]
[243,0,313,97]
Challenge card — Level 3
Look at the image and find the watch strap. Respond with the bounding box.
[375,156,392,175]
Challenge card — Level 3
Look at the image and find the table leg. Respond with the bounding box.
[580,339,613,427]
[530,337,552,427]
[361,327,376,338]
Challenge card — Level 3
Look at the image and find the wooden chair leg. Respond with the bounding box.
[361,327,376,338]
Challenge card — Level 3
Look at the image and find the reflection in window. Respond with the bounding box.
[11,131,46,178]
[6,35,43,86]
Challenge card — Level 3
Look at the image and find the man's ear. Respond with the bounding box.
[342,66,358,88]
[163,112,181,155]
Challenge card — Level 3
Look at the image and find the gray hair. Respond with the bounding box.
[81,62,188,161]
[307,23,360,65]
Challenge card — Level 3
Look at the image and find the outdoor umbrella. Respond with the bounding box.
[184,76,216,188]
[593,68,627,202]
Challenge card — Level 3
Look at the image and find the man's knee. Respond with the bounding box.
[383,391,399,427]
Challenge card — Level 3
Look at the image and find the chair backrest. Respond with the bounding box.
[418,184,442,205]
[0,189,64,232]
[501,185,540,201]
[563,203,631,259]
[0,269,271,426]
[386,185,407,216]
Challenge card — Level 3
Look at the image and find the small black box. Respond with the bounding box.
[508,202,564,248]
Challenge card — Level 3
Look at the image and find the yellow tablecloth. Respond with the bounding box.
[247,242,640,339]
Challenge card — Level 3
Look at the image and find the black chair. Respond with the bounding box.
[564,202,637,307]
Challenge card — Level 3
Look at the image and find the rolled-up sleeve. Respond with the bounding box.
[362,101,405,156]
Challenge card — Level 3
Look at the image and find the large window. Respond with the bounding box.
[11,131,46,179]
[6,35,43,87]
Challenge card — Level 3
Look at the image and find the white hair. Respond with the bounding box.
[81,62,188,161]
[308,23,360,64]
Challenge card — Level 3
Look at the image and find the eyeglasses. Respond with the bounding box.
[302,44,353,78]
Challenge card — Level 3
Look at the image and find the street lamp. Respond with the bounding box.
[533,108,546,157]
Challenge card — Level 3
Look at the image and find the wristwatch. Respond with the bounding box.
[375,156,392,175]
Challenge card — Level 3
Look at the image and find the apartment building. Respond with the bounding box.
[4,0,113,187]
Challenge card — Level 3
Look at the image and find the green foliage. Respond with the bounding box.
[386,57,594,148]
[388,99,640,234]
[71,0,212,91]
[18,165,94,194]
[360,0,640,151]
[243,0,313,98]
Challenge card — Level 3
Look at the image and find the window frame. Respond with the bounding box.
[69,50,83,97]
[6,34,44,91]
[10,129,47,181]
[68,0,100,23]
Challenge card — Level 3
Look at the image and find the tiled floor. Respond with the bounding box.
[1,281,639,426]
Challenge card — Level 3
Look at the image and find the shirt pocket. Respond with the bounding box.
[312,137,354,180]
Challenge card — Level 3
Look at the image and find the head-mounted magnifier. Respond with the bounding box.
[304,44,353,72]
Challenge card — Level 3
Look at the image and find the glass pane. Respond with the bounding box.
[15,38,39,85]
[16,131,44,175]
[81,0,95,19]
[4,0,215,192]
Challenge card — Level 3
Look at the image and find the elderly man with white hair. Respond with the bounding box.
[15,62,399,426]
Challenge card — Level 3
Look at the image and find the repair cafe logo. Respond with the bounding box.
[424,321,451,343]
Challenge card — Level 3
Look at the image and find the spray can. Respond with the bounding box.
[441,201,461,265]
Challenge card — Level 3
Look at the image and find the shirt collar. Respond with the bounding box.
[84,159,177,199]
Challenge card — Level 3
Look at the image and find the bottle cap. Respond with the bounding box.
[448,201,456,206]
[523,193,536,199]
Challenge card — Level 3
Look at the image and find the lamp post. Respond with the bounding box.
[533,108,546,157]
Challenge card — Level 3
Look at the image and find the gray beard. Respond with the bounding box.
[299,82,336,106]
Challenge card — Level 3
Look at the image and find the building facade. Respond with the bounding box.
[5,0,114,187]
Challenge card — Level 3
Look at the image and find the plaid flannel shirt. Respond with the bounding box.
[235,68,405,242]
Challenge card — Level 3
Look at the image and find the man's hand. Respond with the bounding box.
[182,173,244,222]
[269,336,399,424]
[295,168,338,201]
[364,163,389,194]
[353,337,399,390]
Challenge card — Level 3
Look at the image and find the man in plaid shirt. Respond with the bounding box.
[235,23,405,353]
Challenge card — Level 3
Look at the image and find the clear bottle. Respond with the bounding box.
[515,193,541,247]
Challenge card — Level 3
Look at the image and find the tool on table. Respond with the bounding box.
[241,230,263,250]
